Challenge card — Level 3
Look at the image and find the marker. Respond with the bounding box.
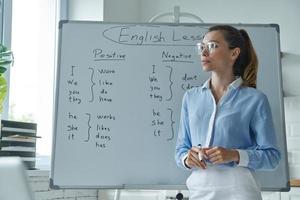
[198,144,204,161]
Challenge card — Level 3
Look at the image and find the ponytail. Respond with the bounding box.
[239,29,258,88]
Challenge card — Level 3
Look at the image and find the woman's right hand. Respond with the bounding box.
[185,146,207,169]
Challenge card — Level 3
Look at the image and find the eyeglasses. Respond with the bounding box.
[196,42,219,55]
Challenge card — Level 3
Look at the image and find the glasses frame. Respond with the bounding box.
[196,41,220,55]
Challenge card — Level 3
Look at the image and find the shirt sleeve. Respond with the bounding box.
[237,149,249,167]
[175,92,192,170]
[181,153,192,170]
[245,94,281,170]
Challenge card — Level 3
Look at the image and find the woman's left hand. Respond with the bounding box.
[205,147,240,164]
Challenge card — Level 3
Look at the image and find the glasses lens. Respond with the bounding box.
[207,42,218,52]
[196,43,204,54]
[196,42,219,55]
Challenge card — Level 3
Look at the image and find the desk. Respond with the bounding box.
[290,179,300,187]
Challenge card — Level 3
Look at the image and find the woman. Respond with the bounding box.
[175,25,281,200]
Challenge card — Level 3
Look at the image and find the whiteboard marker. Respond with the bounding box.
[198,144,204,161]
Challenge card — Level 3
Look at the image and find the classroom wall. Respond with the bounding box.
[68,0,103,21]
[103,0,140,22]
[28,171,99,200]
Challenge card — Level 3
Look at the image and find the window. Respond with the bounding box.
[1,0,12,118]
[0,1,3,41]
[9,0,58,169]
[6,0,98,169]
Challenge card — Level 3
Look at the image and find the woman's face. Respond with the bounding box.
[200,30,237,74]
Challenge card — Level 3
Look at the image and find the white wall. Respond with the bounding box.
[68,0,139,22]
[103,0,140,22]
[68,0,103,21]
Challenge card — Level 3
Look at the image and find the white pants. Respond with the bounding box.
[186,166,262,200]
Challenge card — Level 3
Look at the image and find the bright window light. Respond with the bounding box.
[10,0,56,168]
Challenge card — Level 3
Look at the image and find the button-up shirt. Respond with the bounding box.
[175,78,280,170]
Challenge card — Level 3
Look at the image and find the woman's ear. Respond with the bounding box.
[231,47,241,60]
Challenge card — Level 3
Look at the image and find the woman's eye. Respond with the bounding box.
[208,43,218,49]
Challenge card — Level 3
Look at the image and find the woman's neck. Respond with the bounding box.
[210,72,235,103]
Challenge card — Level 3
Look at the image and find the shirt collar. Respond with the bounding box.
[201,79,211,90]
[201,77,243,90]
[230,77,243,89]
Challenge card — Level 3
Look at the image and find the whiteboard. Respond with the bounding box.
[50,21,289,191]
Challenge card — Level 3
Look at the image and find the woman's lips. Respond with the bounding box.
[201,60,210,65]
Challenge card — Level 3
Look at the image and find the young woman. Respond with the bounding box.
[175,25,281,200]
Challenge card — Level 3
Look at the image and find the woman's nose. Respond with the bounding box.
[201,48,209,57]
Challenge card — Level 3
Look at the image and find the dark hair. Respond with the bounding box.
[208,25,258,88]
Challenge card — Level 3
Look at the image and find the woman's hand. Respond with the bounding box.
[185,146,207,169]
[205,146,240,165]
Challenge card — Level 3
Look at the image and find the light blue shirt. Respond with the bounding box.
[175,78,281,170]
